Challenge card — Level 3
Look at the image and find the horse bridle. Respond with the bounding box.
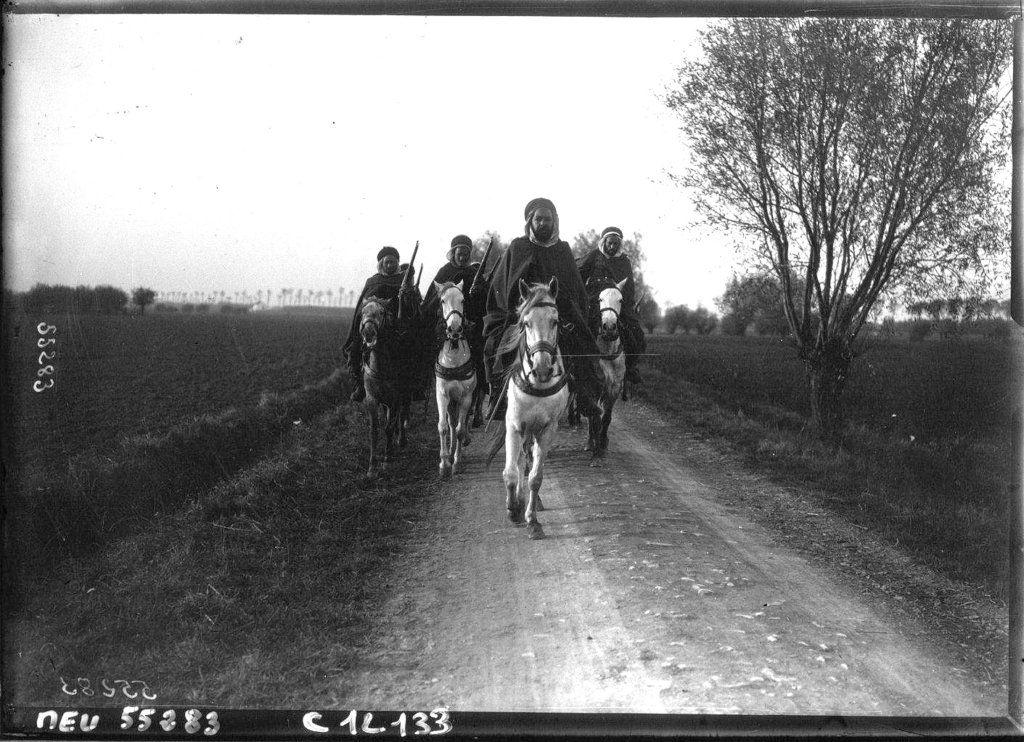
[444,308,466,341]
[360,300,391,351]
[440,287,468,345]
[597,292,622,341]
[520,300,564,381]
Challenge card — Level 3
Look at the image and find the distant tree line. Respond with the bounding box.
[708,270,1013,341]
[662,305,719,335]
[904,297,1009,322]
[715,274,793,337]
[20,284,131,314]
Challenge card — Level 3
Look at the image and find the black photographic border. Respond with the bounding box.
[2,0,1021,738]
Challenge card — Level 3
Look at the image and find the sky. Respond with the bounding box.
[3,14,735,311]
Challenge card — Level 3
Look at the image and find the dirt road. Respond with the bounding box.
[336,400,1005,717]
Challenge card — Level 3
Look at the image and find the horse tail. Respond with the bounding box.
[484,423,505,470]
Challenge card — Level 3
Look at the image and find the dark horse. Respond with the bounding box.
[357,292,421,475]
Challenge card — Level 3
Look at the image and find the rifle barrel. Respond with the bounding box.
[472,238,495,288]
[403,241,420,285]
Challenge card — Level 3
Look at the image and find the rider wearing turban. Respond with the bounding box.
[576,226,647,384]
[482,198,603,418]
[416,235,487,408]
[343,246,413,402]
[421,235,479,315]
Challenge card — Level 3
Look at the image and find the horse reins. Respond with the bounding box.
[517,300,568,395]
[443,308,466,345]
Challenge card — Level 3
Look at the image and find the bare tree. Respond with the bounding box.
[667,18,1010,438]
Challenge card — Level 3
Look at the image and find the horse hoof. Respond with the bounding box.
[439,467,452,481]
[508,509,525,525]
[584,441,595,452]
[527,522,545,540]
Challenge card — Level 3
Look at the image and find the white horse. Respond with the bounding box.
[501,278,570,540]
[586,278,628,461]
[433,280,477,480]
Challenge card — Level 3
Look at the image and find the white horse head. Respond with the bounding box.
[517,277,561,385]
[597,278,629,339]
[435,280,467,346]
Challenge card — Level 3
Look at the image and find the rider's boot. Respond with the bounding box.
[567,357,602,418]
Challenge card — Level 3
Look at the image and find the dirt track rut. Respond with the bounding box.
[336,401,1003,716]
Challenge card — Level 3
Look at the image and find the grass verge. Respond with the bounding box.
[635,367,1011,601]
[4,370,353,612]
[4,399,445,708]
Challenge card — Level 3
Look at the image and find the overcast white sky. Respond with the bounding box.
[3,14,743,310]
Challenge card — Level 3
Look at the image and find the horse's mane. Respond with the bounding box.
[362,296,391,317]
[360,297,397,336]
[515,282,557,318]
[585,277,621,324]
[436,281,463,304]
[585,275,619,298]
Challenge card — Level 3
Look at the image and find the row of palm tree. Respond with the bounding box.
[156,288,361,308]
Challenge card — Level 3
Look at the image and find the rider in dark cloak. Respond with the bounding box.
[481,197,603,419]
[343,246,417,402]
[576,226,647,385]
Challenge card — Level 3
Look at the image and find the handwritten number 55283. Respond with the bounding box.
[33,323,57,392]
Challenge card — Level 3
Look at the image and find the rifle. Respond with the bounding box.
[402,241,420,290]
[415,264,423,292]
[469,237,495,296]
[398,241,419,320]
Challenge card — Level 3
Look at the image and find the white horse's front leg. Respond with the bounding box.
[452,383,474,473]
[437,386,453,480]
[525,424,557,539]
[503,422,525,524]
